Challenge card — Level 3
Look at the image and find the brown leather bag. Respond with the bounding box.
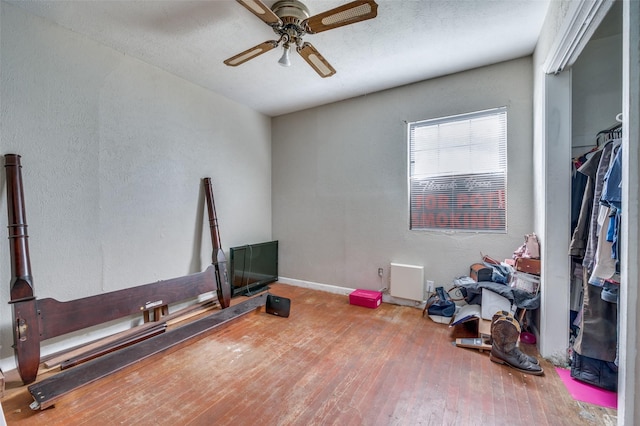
[470,263,493,282]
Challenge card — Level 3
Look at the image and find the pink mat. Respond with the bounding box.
[555,367,617,409]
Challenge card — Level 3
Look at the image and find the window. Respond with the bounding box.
[408,107,507,232]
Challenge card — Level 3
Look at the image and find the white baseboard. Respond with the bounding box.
[277,277,424,308]
[276,276,353,295]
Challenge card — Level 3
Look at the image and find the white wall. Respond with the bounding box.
[572,33,623,151]
[0,3,272,369]
[272,58,534,292]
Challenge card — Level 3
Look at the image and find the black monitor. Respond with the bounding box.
[229,240,278,297]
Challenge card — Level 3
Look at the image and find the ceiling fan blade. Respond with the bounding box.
[303,0,378,34]
[297,42,336,78]
[235,0,282,26]
[224,41,278,66]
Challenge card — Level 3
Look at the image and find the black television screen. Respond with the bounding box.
[229,240,278,297]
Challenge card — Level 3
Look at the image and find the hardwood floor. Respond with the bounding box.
[1,284,617,425]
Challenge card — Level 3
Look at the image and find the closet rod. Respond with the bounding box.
[595,123,622,147]
[572,123,622,150]
[596,122,622,137]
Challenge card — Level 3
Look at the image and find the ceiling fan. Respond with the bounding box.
[224,0,378,78]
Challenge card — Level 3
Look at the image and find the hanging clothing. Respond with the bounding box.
[569,149,602,259]
[601,146,622,210]
[590,206,616,281]
[590,144,623,282]
[571,164,588,234]
[570,127,621,392]
[582,140,619,273]
[602,147,623,269]
[573,270,618,362]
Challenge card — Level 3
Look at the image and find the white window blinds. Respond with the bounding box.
[408,107,507,232]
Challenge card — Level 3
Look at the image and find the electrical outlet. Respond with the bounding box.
[426,280,435,293]
[378,267,384,277]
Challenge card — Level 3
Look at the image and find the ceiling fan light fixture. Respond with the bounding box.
[278,45,292,67]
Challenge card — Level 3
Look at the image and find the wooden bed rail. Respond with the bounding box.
[28,293,268,410]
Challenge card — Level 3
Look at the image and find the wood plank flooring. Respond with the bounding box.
[1,284,618,425]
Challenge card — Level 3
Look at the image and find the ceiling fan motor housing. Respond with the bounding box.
[271,0,310,43]
[271,0,310,21]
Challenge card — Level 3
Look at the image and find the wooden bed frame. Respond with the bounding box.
[4,154,254,409]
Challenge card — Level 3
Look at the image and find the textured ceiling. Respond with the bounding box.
[9,0,552,117]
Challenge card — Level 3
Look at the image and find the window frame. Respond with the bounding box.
[407,106,508,233]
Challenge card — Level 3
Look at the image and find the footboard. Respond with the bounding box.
[4,154,229,385]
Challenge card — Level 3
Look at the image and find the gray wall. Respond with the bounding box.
[0,3,272,367]
[272,57,534,291]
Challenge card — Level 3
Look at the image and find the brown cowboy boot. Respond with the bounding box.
[490,316,543,375]
[490,310,512,341]
[490,311,539,365]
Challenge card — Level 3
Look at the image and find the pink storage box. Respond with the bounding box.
[349,289,382,309]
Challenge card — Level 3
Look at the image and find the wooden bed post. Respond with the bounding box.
[4,154,40,384]
[203,178,231,308]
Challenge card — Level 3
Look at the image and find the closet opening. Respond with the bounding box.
[567,0,622,394]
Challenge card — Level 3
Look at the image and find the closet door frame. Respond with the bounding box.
[539,70,571,364]
[539,0,615,363]
[618,1,639,423]
[541,1,639,424]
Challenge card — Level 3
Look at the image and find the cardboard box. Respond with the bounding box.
[349,289,382,309]
[515,257,541,275]
[450,304,492,351]
[450,304,490,336]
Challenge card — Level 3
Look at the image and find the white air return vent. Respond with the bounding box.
[390,263,424,301]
